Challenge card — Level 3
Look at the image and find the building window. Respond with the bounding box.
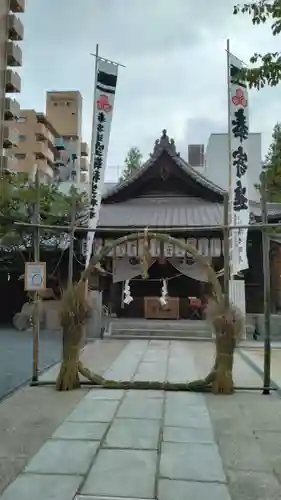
[17,117,26,123]
[54,102,58,106]
[66,101,70,106]
[18,134,26,141]
[15,153,26,159]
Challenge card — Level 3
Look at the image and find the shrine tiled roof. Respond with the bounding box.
[97,196,281,229]
[98,196,222,228]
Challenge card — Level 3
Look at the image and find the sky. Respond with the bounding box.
[20,0,281,181]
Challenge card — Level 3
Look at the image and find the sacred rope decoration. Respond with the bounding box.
[123,280,133,305]
[55,230,244,394]
[139,227,151,279]
[159,279,168,307]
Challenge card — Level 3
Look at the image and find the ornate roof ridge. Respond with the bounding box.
[150,129,180,159]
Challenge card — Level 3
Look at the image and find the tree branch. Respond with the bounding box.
[233,1,281,88]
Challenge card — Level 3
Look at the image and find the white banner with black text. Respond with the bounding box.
[85,58,118,267]
[229,52,249,275]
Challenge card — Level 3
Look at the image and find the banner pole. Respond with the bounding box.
[89,43,99,188]
[225,38,232,305]
[261,173,271,395]
[227,39,232,207]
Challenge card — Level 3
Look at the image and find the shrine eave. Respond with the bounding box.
[98,196,223,229]
[97,197,281,231]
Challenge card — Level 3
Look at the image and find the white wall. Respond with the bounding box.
[205,133,262,201]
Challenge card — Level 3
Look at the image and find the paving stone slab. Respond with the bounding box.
[166,361,198,382]
[67,399,119,422]
[52,422,108,441]
[76,497,151,500]
[116,397,163,419]
[133,372,166,382]
[254,430,281,479]
[104,418,160,449]
[158,479,231,500]
[166,391,206,406]
[142,353,169,362]
[124,389,164,399]
[82,449,157,498]
[85,389,125,400]
[165,403,211,428]
[160,442,226,482]
[227,469,281,500]
[163,426,215,444]
[217,435,271,472]
[25,440,99,475]
[0,474,82,500]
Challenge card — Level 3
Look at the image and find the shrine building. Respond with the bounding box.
[93,130,281,320]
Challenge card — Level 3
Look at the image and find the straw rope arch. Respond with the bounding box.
[56,230,243,394]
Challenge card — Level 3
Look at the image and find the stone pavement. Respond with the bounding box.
[0,339,127,496]
[240,345,281,388]
[1,339,281,500]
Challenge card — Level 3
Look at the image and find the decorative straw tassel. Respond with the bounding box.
[159,278,168,307]
[124,280,133,305]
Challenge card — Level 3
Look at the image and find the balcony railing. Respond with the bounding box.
[55,137,65,150]
[5,70,21,93]
[80,157,89,171]
[0,155,18,173]
[10,0,25,13]
[3,125,19,147]
[8,15,24,41]
[81,141,89,156]
[37,160,54,181]
[80,171,89,183]
[36,123,48,141]
[7,42,22,67]
[4,97,20,119]
[46,129,55,146]
[34,142,54,164]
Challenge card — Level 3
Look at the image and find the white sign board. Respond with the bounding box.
[24,262,46,291]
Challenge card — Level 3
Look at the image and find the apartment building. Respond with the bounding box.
[46,90,89,183]
[10,109,60,183]
[0,0,24,174]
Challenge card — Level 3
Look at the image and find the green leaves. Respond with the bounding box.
[119,147,143,182]
[0,172,87,250]
[257,122,281,201]
[233,1,281,88]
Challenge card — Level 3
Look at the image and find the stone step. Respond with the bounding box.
[110,329,212,339]
[110,334,214,341]
[109,320,209,330]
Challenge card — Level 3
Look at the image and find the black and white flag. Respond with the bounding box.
[229,52,249,274]
[85,59,118,267]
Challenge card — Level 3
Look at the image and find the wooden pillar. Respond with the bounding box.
[271,244,281,312]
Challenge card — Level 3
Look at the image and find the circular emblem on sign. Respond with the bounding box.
[31,274,43,286]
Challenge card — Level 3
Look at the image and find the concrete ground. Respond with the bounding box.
[1,339,281,499]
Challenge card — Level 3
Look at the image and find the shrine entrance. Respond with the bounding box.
[91,231,224,338]
[116,260,209,320]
